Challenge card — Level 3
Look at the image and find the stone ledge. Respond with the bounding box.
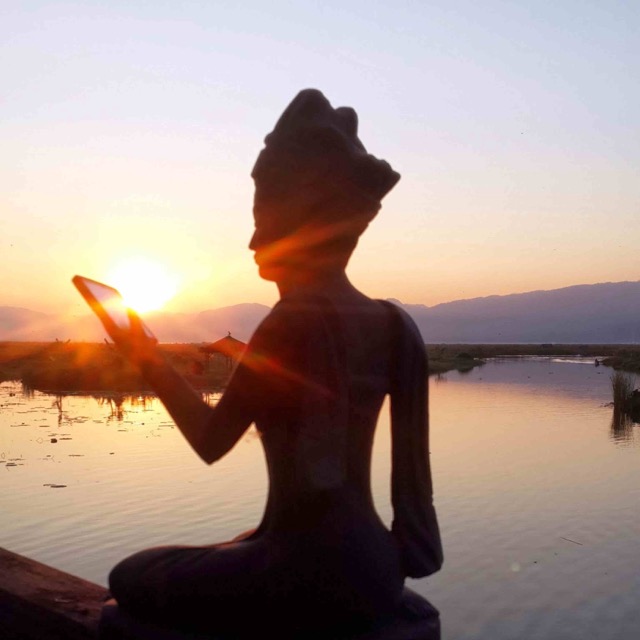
[0,547,107,640]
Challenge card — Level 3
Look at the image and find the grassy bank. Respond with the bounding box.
[426,346,484,374]
[426,343,640,376]
[2,342,639,394]
[427,343,640,359]
[0,342,230,393]
[600,350,640,375]
[2,341,486,391]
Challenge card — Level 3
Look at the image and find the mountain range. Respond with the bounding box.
[1,281,639,344]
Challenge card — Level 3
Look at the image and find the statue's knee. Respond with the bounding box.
[108,549,154,598]
[107,555,133,599]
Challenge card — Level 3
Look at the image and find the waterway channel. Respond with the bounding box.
[1,357,638,639]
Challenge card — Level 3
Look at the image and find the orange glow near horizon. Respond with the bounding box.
[107,257,179,314]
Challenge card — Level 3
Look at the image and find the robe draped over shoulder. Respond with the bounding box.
[382,302,444,578]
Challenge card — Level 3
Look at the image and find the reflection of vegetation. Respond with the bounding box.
[96,393,157,422]
[610,412,635,443]
[97,395,127,421]
[52,394,65,426]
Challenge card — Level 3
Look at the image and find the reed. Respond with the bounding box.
[610,371,636,412]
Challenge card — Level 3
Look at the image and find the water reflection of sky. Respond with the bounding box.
[450,357,614,402]
[425,358,640,640]
[1,358,639,640]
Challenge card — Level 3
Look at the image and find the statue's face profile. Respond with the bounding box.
[248,208,298,282]
[249,207,342,283]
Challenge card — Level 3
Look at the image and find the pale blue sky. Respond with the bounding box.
[2,1,638,314]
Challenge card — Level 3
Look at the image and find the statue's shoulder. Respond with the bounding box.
[377,300,424,347]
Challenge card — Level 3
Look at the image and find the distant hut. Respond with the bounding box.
[199,332,247,373]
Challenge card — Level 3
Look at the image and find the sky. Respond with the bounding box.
[2,0,638,316]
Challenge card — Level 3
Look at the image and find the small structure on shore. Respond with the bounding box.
[199,332,247,372]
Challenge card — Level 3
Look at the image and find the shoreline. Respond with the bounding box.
[2,341,639,395]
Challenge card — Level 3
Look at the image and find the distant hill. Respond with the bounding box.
[1,281,639,343]
[0,303,271,343]
[0,307,55,340]
[405,281,640,343]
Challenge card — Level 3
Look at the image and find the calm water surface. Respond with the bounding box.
[1,357,639,639]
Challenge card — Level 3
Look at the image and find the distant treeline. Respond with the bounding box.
[425,343,640,375]
[1,342,639,395]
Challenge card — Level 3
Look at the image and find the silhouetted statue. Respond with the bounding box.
[101,89,443,639]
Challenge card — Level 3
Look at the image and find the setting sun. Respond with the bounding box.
[107,257,179,313]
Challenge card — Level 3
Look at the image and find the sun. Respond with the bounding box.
[107,257,179,313]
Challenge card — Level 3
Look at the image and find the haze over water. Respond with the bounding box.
[2,357,638,639]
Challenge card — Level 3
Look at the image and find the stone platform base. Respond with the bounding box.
[0,547,107,640]
[99,588,440,640]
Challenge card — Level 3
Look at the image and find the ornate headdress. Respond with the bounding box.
[251,89,400,246]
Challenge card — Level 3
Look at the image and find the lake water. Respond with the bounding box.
[1,357,639,639]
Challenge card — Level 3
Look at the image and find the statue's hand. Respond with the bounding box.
[109,310,161,369]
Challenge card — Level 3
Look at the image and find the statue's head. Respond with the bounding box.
[250,89,400,283]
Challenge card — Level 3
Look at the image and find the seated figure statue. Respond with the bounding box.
[101,89,443,640]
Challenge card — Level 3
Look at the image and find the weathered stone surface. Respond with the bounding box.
[0,547,107,640]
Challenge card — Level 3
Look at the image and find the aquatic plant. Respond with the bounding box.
[610,371,636,412]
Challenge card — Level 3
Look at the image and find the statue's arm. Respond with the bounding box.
[389,307,444,578]
[122,302,304,464]
[102,315,226,462]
